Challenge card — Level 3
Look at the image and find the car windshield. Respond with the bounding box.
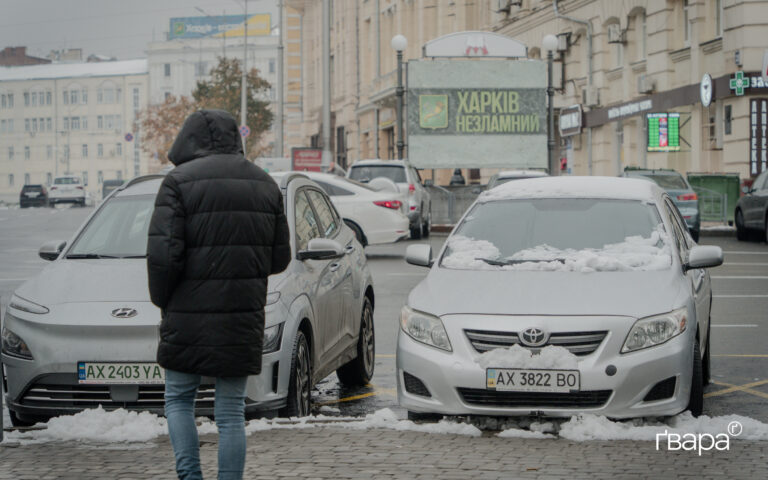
[442,198,671,272]
[67,195,154,258]
[629,173,688,190]
[349,165,407,183]
[54,177,80,185]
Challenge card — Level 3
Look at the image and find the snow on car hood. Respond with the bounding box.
[407,265,683,318]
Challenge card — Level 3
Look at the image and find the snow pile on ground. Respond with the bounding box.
[442,229,671,273]
[441,235,501,270]
[477,344,579,370]
[340,408,481,437]
[496,412,768,441]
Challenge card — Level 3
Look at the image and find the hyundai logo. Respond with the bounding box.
[111,308,138,319]
[519,327,548,347]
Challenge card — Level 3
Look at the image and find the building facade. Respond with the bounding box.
[283,0,768,184]
[0,60,151,203]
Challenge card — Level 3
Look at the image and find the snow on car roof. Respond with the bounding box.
[497,170,548,178]
[0,59,147,81]
[350,159,406,166]
[480,176,663,203]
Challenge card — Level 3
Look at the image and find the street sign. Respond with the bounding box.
[559,105,582,137]
[730,71,749,96]
[124,133,134,142]
[239,125,251,138]
[762,51,768,85]
[291,148,322,172]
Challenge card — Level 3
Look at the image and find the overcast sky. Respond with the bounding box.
[0,0,278,61]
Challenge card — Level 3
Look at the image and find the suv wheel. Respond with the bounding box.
[735,210,747,241]
[336,297,375,386]
[410,214,423,240]
[421,210,431,238]
[407,411,443,422]
[764,217,768,244]
[280,330,312,417]
[9,410,38,428]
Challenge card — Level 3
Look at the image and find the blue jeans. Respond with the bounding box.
[165,369,248,480]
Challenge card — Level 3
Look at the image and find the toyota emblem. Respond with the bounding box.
[519,327,548,347]
[111,308,138,319]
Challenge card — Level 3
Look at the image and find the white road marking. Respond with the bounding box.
[711,324,759,328]
[711,276,768,279]
[714,294,768,298]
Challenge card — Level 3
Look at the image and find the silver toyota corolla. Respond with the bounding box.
[2,172,375,426]
[397,176,722,420]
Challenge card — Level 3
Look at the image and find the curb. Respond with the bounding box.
[700,229,736,238]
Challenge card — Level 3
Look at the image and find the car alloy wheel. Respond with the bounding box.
[735,210,747,241]
[280,331,312,417]
[336,297,375,386]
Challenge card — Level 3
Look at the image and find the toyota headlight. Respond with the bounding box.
[621,308,687,353]
[263,323,284,354]
[9,294,49,314]
[400,306,452,352]
[2,326,34,360]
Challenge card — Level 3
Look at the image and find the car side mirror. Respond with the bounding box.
[406,244,433,267]
[298,238,345,261]
[685,245,723,271]
[424,179,434,187]
[39,240,67,261]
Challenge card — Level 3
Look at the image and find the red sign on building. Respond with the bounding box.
[291,148,323,172]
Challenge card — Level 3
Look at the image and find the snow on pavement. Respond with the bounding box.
[477,344,579,370]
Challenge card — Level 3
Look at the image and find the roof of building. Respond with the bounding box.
[0,59,147,82]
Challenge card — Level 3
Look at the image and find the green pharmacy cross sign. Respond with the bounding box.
[730,71,748,96]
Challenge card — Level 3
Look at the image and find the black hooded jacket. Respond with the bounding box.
[147,109,291,377]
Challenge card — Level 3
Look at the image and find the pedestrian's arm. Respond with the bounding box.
[271,193,292,275]
[147,176,185,309]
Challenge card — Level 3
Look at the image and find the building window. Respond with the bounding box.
[269,59,276,74]
[116,143,122,156]
[24,119,30,132]
[8,174,14,186]
[46,91,52,105]
[194,61,208,77]
[81,116,88,130]
[8,119,13,132]
[31,92,37,106]
[164,63,171,77]
[98,171,103,184]
[24,146,30,160]
[82,171,88,186]
[639,11,647,60]
[25,173,30,185]
[46,172,52,185]
[97,144,103,157]
[715,0,723,37]
[97,116,103,129]
[133,88,139,110]
[63,90,69,104]
[81,88,88,104]
[118,169,124,181]
[46,118,52,131]
[47,145,52,159]
[0,119,5,132]
[97,89,103,103]
[164,91,171,101]
[71,117,80,130]
[32,118,37,132]
[38,117,44,131]
[24,92,29,106]
[63,117,69,130]
[8,94,13,108]
[82,144,88,158]
[724,105,732,135]
[63,145,69,159]
[9,146,14,160]
[1,94,5,108]
[116,88,122,103]
[70,89,78,105]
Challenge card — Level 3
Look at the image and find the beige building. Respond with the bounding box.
[282,0,768,184]
[0,60,151,203]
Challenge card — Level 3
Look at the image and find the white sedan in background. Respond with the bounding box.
[280,172,410,246]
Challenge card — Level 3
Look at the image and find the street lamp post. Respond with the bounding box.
[391,34,407,160]
[543,34,558,175]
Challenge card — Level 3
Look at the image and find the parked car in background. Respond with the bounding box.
[347,160,432,239]
[398,176,722,420]
[282,171,409,246]
[735,169,768,243]
[19,184,49,208]
[622,168,700,241]
[487,170,548,190]
[2,173,376,425]
[48,175,86,206]
[102,179,124,200]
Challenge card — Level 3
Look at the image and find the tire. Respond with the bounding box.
[687,339,704,417]
[421,209,431,238]
[410,213,423,240]
[764,217,768,244]
[344,220,366,247]
[9,410,38,428]
[735,210,748,241]
[690,229,699,243]
[703,321,711,386]
[279,330,312,417]
[407,411,443,422]
[336,297,375,387]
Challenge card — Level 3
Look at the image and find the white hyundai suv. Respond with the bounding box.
[48,175,86,206]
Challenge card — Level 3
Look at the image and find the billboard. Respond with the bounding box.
[406,59,547,169]
[291,148,323,172]
[169,14,271,40]
[647,113,680,152]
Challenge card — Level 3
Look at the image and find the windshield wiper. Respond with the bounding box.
[475,257,509,266]
[65,253,121,259]
[475,257,567,266]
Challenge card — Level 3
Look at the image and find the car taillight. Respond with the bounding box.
[374,200,402,210]
[677,193,697,201]
[50,186,57,190]
[76,186,84,190]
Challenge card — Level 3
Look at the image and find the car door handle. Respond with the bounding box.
[329,262,341,272]
[345,245,355,254]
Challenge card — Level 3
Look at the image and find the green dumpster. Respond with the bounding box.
[686,173,741,224]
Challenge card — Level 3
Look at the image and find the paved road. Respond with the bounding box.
[2,206,768,478]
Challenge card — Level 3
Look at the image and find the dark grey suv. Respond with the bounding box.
[735,170,768,243]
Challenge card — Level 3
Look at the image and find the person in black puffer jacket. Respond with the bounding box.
[147,109,290,480]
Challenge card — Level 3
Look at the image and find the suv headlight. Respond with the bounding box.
[2,326,34,360]
[9,294,49,314]
[263,323,284,354]
[621,308,687,353]
[400,306,452,352]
